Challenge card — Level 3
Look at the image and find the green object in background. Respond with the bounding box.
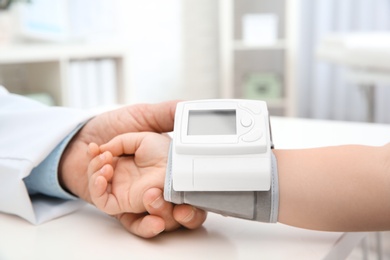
[243,73,282,100]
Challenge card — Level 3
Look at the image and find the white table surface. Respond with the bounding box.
[1,116,390,260]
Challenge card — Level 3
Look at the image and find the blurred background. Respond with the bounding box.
[1,0,390,123]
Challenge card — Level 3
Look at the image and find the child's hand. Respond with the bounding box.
[87,132,170,215]
[87,132,206,238]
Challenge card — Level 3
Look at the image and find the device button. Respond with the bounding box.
[242,130,263,142]
[240,102,263,114]
[240,117,253,127]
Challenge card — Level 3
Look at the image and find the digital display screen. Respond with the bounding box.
[187,110,237,135]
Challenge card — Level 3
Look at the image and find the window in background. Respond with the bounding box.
[296,0,390,123]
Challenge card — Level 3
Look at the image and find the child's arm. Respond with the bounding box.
[91,131,390,233]
[276,144,390,231]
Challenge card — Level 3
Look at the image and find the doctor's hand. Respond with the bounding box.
[58,102,206,238]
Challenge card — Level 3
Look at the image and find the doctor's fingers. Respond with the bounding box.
[116,212,166,238]
[99,132,157,157]
[143,188,181,232]
[173,205,207,230]
[118,100,178,133]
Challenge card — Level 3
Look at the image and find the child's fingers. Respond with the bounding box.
[88,142,100,157]
[89,164,122,215]
[87,150,113,179]
[87,148,119,214]
[143,188,180,232]
[89,164,113,199]
[99,132,153,156]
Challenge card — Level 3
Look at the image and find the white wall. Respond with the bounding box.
[181,0,220,100]
[114,0,183,103]
[114,0,220,103]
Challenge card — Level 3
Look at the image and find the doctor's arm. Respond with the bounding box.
[4,88,206,236]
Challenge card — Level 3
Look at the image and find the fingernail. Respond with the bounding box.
[150,195,164,209]
[99,153,106,160]
[182,207,196,223]
[153,227,165,235]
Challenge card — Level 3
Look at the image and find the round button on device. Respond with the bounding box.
[240,117,253,127]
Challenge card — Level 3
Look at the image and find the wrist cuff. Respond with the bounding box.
[164,145,279,223]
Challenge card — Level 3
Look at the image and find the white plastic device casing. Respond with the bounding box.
[171,99,272,191]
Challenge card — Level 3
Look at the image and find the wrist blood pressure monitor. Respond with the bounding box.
[164,100,279,223]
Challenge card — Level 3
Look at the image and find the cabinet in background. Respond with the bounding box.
[0,43,130,108]
[219,0,299,116]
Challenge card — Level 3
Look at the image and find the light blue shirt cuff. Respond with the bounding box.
[24,123,86,200]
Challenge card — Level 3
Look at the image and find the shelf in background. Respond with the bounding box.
[219,0,298,117]
[264,98,286,108]
[0,42,130,107]
[233,40,287,51]
[0,43,129,64]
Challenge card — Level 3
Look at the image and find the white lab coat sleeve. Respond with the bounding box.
[0,86,95,224]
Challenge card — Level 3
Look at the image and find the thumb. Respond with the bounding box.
[99,132,150,156]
